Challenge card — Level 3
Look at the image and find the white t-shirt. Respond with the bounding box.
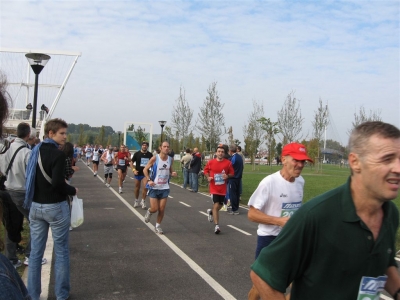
[248,171,304,236]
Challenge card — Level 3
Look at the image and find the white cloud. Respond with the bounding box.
[1,0,398,146]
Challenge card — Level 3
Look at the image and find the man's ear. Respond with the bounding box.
[348,152,361,173]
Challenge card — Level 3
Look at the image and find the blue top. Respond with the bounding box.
[229,153,243,179]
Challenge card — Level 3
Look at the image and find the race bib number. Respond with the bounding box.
[118,159,125,166]
[214,173,224,185]
[140,158,149,167]
[357,275,387,300]
[157,174,168,185]
[93,154,99,160]
[280,201,302,217]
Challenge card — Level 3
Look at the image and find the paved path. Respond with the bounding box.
[24,160,396,300]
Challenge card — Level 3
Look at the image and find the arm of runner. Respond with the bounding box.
[143,156,156,186]
[169,159,177,177]
[385,266,400,299]
[248,206,290,227]
[250,271,286,300]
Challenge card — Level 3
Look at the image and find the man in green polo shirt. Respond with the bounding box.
[250,121,400,300]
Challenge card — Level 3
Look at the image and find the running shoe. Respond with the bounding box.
[94,172,97,176]
[119,187,123,194]
[141,199,147,209]
[133,200,139,208]
[144,209,152,223]
[106,183,110,188]
[207,209,213,222]
[214,225,220,234]
[233,211,239,215]
[12,260,22,268]
[24,257,47,266]
[227,210,234,215]
[155,227,164,234]
[220,205,227,211]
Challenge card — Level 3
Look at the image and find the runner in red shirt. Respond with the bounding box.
[203,145,234,234]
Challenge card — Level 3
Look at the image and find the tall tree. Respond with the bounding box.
[171,86,194,151]
[311,98,329,169]
[226,126,234,146]
[258,117,280,169]
[243,100,264,170]
[78,124,85,146]
[197,82,225,151]
[277,91,304,143]
[348,105,382,134]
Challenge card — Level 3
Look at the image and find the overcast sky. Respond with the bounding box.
[1,0,399,147]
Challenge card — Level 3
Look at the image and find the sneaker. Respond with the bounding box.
[133,200,139,208]
[214,225,220,234]
[228,210,234,215]
[141,199,147,209]
[233,211,239,215]
[207,209,213,222]
[69,226,73,231]
[104,180,107,185]
[12,260,22,268]
[119,187,123,194]
[220,205,227,212]
[106,183,110,187]
[123,180,125,183]
[23,257,47,266]
[155,226,164,234]
[144,209,152,223]
[94,172,97,176]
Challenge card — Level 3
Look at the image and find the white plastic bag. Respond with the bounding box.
[70,195,84,228]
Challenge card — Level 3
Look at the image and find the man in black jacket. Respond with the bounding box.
[26,118,77,300]
[188,147,202,193]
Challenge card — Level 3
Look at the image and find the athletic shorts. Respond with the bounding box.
[255,235,277,259]
[117,165,127,172]
[104,165,114,174]
[92,160,99,165]
[211,194,225,205]
[148,189,170,199]
[134,175,145,181]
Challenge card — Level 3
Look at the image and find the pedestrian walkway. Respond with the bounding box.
[23,160,256,300]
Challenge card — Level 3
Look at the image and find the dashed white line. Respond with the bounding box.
[179,201,191,207]
[227,225,252,236]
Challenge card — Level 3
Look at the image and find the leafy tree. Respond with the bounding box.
[78,125,85,146]
[234,139,241,146]
[311,99,329,170]
[243,100,264,169]
[226,126,234,146]
[348,105,382,134]
[171,86,194,151]
[276,142,283,159]
[277,91,304,143]
[96,126,105,146]
[197,82,225,151]
[258,117,280,169]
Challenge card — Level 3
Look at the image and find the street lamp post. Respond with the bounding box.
[25,53,51,128]
[117,131,122,145]
[158,121,166,145]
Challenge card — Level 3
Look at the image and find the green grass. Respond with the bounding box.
[171,161,400,249]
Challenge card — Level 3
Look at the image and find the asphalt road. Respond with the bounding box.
[46,161,257,300]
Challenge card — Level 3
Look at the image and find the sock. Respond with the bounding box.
[156,223,160,228]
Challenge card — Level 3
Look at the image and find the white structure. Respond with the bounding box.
[1,48,81,138]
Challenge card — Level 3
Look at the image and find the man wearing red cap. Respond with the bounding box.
[247,142,312,299]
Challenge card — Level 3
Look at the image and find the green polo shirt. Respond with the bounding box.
[251,177,398,300]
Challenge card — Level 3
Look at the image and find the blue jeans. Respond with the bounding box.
[182,168,190,189]
[228,178,240,212]
[190,172,198,192]
[28,201,70,300]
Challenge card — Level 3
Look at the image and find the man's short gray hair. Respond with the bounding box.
[348,121,400,158]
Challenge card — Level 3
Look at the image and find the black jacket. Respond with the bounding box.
[0,190,23,243]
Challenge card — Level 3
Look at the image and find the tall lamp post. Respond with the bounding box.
[117,131,122,145]
[158,121,166,145]
[25,53,51,128]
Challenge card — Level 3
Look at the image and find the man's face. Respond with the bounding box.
[355,135,400,202]
[49,127,67,145]
[120,145,125,152]
[141,144,148,152]
[216,148,225,160]
[282,155,305,179]
[161,142,170,154]
[193,148,198,153]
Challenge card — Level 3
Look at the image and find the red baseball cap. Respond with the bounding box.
[282,143,313,162]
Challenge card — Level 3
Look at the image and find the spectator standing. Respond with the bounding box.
[180,148,192,189]
[188,147,202,193]
[24,118,77,300]
[236,145,245,197]
[227,145,243,215]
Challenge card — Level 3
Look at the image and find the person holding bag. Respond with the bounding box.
[24,118,78,300]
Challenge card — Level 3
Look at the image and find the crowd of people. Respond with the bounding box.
[1,72,400,299]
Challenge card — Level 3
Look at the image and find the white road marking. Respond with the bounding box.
[199,211,208,217]
[227,225,252,236]
[180,201,191,207]
[395,257,400,261]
